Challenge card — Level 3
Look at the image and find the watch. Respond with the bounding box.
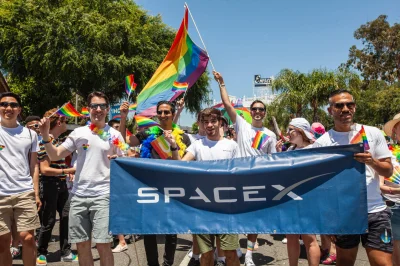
[170,146,178,151]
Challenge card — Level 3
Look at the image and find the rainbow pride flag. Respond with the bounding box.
[170,81,189,101]
[125,74,137,96]
[136,7,209,116]
[134,115,160,130]
[151,135,172,159]
[350,125,370,150]
[56,102,82,117]
[129,103,137,112]
[81,107,89,116]
[385,165,400,185]
[126,129,132,137]
[251,131,269,150]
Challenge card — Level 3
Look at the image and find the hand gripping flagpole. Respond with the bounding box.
[184,2,216,72]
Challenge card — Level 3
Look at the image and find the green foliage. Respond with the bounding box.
[0,0,211,116]
[342,15,400,85]
[191,122,199,134]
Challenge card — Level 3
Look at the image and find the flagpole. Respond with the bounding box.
[184,2,216,72]
[47,102,67,118]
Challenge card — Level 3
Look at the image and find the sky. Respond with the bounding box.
[136,0,400,126]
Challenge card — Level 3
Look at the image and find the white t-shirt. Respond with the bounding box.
[186,137,238,161]
[383,155,400,203]
[234,114,277,157]
[188,133,205,144]
[62,125,124,197]
[313,124,391,213]
[0,125,39,196]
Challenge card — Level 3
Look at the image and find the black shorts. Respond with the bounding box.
[335,208,392,253]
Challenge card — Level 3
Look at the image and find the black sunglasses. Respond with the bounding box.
[0,102,20,108]
[28,124,39,128]
[251,107,265,112]
[332,102,355,109]
[89,103,108,110]
[157,110,172,115]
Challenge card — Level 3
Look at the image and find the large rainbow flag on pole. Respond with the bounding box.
[136,7,209,116]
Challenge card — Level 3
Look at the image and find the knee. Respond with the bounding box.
[19,231,35,245]
[96,242,111,252]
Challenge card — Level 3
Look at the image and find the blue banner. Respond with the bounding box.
[110,144,367,235]
[108,104,121,121]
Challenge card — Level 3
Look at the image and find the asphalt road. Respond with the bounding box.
[12,220,371,266]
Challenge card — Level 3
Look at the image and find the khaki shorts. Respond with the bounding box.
[0,190,40,236]
[196,234,239,254]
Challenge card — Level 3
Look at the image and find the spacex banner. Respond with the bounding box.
[110,144,367,234]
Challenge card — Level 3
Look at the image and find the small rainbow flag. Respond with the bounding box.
[125,74,137,97]
[82,144,89,150]
[129,103,137,111]
[151,135,172,159]
[385,165,400,185]
[134,115,160,130]
[81,107,89,116]
[56,102,82,117]
[126,129,132,137]
[170,81,189,101]
[251,131,269,150]
[0,144,5,151]
[350,125,370,150]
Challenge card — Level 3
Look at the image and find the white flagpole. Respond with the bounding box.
[184,2,216,72]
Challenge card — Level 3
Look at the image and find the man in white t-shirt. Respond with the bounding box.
[313,89,393,266]
[0,92,41,266]
[39,92,125,266]
[168,108,239,266]
[214,71,277,266]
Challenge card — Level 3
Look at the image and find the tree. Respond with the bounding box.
[343,15,400,85]
[0,0,211,116]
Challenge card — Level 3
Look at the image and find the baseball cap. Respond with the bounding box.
[289,118,315,141]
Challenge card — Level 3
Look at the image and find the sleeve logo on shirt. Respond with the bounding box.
[82,144,90,150]
[0,144,5,151]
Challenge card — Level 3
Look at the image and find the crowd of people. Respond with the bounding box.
[0,70,399,266]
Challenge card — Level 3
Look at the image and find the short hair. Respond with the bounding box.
[328,89,354,104]
[108,119,120,127]
[25,116,41,124]
[196,111,202,122]
[0,92,22,106]
[200,108,222,122]
[87,91,109,106]
[250,100,266,110]
[156,101,176,114]
[43,108,63,130]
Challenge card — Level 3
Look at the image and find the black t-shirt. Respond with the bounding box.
[136,130,191,159]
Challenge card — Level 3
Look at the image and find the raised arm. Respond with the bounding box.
[119,101,129,142]
[173,98,185,124]
[213,71,236,124]
[39,117,72,161]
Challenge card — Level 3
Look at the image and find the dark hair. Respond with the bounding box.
[108,119,120,127]
[25,116,41,124]
[43,108,64,129]
[196,111,202,122]
[200,108,222,122]
[329,89,352,99]
[156,101,176,114]
[0,92,22,106]
[250,100,266,110]
[87,91,109,106]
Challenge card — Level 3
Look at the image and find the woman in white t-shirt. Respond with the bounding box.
[276,118,321,266]
[381,113,400,266]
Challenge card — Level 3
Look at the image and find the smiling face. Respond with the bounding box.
[0,96,21,123]
[250,102,266,122]
[328,93,356,127]
[157,104,174,127]
[88,96,109,122]
[201,114,221,138]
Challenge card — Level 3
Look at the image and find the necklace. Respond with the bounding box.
[88,123,129,151]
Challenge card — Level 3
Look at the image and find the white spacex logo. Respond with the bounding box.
[137,173,334,204]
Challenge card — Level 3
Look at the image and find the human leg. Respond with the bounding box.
[286,234,300,266]
[301,234,320,266]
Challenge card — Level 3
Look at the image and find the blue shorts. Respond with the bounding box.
[391,208,400,240]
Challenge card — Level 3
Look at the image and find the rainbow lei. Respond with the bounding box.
[384,144,400,185]
[390,144,400,162]
[140,124,186,158]
[88,123,129,151]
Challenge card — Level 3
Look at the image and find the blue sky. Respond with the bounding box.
[137,0,400,126]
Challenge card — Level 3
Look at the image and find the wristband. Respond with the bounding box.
[219,84,225,87]
[170,146,179,151]
[41,138,52,144]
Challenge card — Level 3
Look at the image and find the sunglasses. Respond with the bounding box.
[157,110,172,115]
[89,103,108,110]
[28,124,39,129]
[0,102,20,108]
[332,102,355,109]
[251,107,265,112]
[287,127,296,134]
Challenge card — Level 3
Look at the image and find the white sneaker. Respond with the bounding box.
[245,256,256,266]
[236,248,243,258]
[281,238,287,244]
[112,244,128,253]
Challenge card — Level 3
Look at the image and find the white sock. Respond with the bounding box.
[218,256,225,262]
[246,240,255,258]
[192,254,199,260]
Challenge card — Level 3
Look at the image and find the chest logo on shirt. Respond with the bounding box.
[0,144,5,151]
[82,144,90,150]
